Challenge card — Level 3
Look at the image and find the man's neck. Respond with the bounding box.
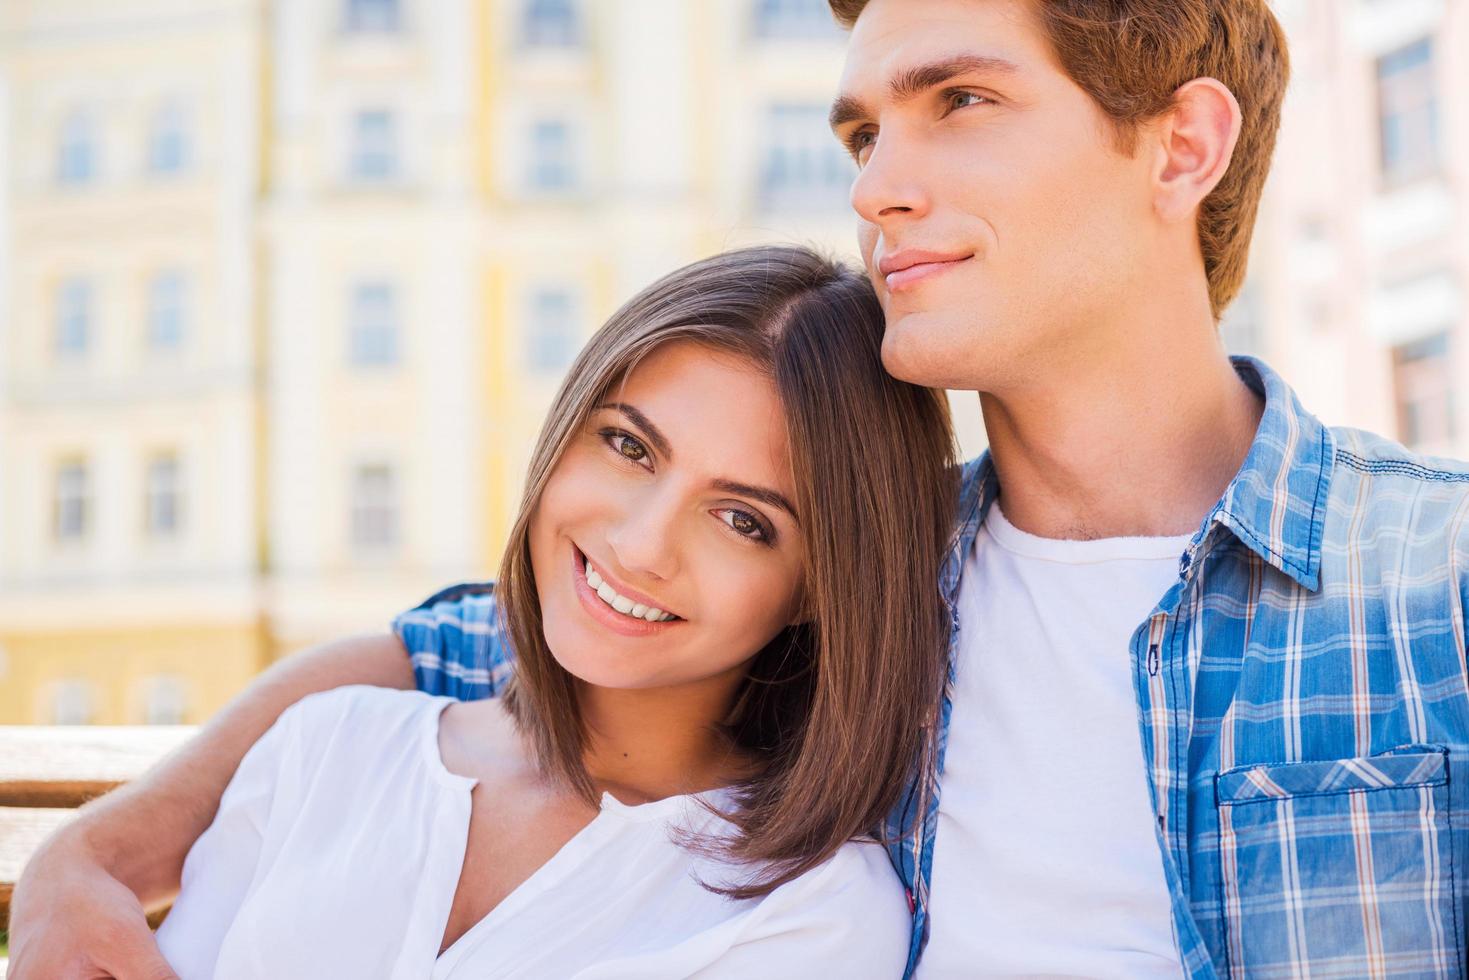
[980,304,1264,542]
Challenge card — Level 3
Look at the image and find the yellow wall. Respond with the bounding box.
[0,622,269,725]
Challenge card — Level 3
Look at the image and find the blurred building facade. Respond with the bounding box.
[0,0,863,723]
[0,0,1465,723]
[1237,0,1468,461]
[0,0,268,725]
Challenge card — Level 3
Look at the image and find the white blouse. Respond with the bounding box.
[155,686,909,979]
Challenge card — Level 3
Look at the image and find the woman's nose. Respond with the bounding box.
[604,490,681,583]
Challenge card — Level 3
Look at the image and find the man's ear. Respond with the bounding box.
[1150,77,1242,224]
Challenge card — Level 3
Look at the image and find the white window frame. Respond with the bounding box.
[522,0,580,47]
[348,109,401,182]
[58,110,98,185]
[147,270,187,351]
[1377,37,1439,185]
[55,278,93,356]
[52,679,96,725]
[141,675,188,725]
[148,101,191,176]
[145,453,182,538]
[752,0,837,39]
[54,459,90,542]
[350,462,400,552]
[347,280,400,366]
[526,286,580,372]
[344,0,403,33]
[757,103,854,212]
[527,117,577,193]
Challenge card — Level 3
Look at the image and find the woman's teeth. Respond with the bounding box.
[585,563,677,622]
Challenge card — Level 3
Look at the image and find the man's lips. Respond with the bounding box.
[878,249,974,292]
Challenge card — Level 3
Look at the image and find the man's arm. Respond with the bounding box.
[6,632,414,980]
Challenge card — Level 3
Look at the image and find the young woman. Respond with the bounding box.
[153,246,958,978]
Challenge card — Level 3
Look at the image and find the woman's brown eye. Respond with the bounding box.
[619,436,647,461]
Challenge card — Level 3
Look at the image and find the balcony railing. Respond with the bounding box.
[0,724,196,961]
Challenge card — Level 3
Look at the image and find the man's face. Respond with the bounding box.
[832,0,1158,392]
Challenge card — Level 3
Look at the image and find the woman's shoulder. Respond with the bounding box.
[276,686,451,766]
[288,684,444,728]
[764,839,909,963]
[774,838,908,921]
[680,837,910,976]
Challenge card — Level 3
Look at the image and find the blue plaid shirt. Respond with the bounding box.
[395,358,1469,978]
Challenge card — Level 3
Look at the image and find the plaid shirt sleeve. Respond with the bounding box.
[391,581,515,701]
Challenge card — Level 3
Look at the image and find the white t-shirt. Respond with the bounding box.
[920,504,1189,979]
[155,686,908,980]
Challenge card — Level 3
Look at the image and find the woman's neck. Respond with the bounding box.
[576,673,755,804]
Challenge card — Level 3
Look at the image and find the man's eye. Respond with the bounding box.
[844,129,877,160]
[948,91,989,111]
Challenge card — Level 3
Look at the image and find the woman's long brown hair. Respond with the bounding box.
[497,245,957,898]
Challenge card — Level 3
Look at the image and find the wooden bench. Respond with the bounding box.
[0,725,196,949]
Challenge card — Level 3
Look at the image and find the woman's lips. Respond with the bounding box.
[571,547,682,638]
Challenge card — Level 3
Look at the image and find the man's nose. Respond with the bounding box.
[850,128,931,226]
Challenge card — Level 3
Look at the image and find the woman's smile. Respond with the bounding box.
[571,545,685,637]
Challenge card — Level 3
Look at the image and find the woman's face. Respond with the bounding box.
[528,340,805,693]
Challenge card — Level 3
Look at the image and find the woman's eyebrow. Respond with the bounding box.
[600,402,673,458]
[598,401,798,524]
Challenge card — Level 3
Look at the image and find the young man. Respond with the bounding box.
[11,1,1468,978]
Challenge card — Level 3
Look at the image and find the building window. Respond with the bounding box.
[58,110,98,185]
[1393,332,1454,449]
[348,281,400,366]
[753,0,836,39]
[54,459,91,542]
[526,287,579,372]
[351,463,399,551]
[348,110,400,182]
[522,0,580,47]
[758,103,853,211]
[527,118,576,192]
[145,453,182,538]
[1377,38,1439,184]
[142,675,188,725]
[52,679,96,725]
[345,0,401,32]
[147,102,191,176]
[55,278,93,356]
[147,271,187,351]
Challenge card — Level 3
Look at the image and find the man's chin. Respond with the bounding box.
[880,312,968,388]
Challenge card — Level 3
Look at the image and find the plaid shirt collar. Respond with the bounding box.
[950,355,1337,605]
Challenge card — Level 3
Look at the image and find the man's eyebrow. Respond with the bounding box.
[713,479,800,525]
[829,54,1020,130]
[599,402,672,458]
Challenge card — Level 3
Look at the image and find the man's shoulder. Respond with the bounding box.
[1331,425,1469,484]
[392,580,513,699]
[394,580,501,637]
[1324,425,1469,556]
[1328,426,1469,500]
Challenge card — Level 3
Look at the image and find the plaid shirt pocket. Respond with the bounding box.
[1213,746,1460,978]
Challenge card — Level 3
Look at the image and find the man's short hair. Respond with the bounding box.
[829,0,1290,319]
